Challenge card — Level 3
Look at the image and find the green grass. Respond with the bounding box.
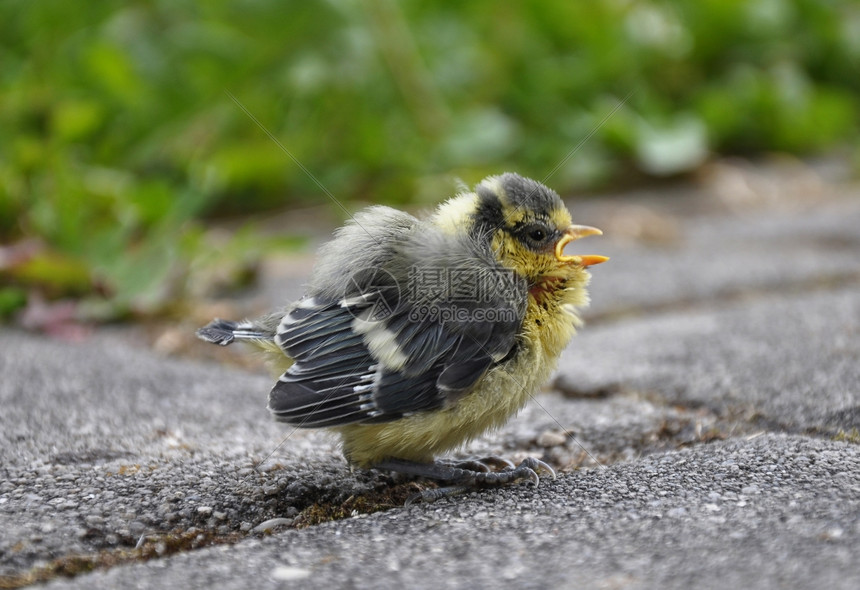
[2,0,858,322]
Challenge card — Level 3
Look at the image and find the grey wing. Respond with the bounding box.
[268,296,523,427]
[268,296,455,427]
[267,223,528,428]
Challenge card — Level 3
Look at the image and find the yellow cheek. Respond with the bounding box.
[492,234,552,280]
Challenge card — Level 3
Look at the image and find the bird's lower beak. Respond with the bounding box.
[555,225,609,267]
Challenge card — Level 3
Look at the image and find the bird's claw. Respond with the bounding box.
[522,456,557,480]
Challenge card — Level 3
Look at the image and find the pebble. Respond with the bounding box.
[270,566,311,581]
[537,430,568,448]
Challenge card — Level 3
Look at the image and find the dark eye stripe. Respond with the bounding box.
[509,221,557,251]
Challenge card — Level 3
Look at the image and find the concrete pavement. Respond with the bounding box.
[2,175,859,589]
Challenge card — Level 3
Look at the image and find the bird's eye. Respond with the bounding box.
[515,222,555,250]
[528,228,546,241]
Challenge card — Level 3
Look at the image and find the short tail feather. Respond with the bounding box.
[196,319,273,346]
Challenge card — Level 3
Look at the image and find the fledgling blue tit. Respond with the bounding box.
[198,173,606,503]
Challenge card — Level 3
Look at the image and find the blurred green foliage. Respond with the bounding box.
[1,0,859,322]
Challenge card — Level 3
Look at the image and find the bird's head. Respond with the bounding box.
[433,173,607,292]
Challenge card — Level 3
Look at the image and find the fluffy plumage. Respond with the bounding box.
[198,173,606,497]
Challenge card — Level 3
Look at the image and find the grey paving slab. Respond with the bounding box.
[556,285,860,434]
[0,331,345,577]
[40,435,860,590]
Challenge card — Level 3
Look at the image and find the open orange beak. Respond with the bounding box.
[554,225,609,268]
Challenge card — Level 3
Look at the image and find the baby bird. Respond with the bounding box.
[198,173,606,502]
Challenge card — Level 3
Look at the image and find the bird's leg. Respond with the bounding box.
[373,457,557,505]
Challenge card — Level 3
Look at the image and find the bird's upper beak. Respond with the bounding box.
[555,225,609,268]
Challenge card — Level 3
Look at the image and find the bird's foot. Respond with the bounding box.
[445,455,516,472]
[374,457,556,505]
